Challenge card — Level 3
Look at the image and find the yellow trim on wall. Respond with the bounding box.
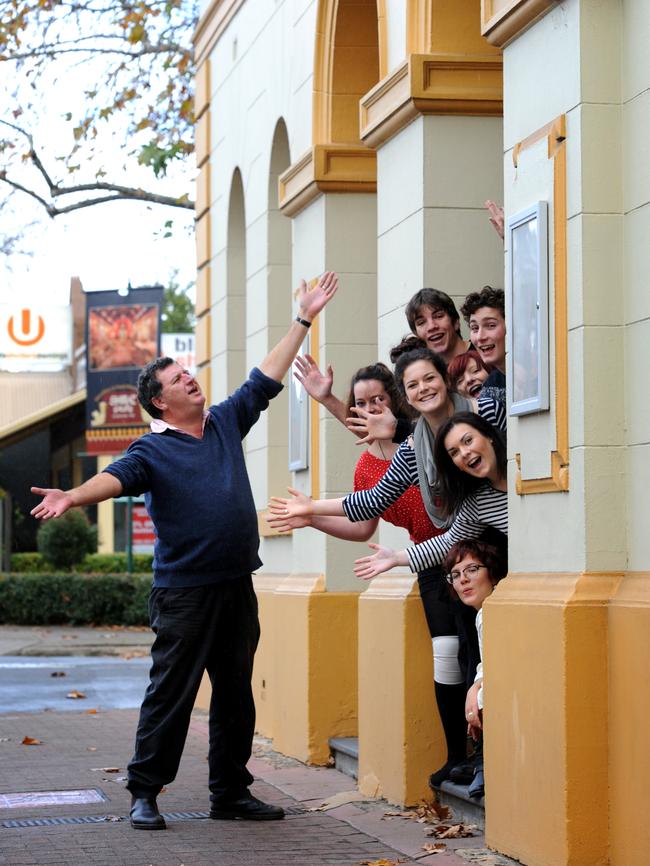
[195,313,212,366]
[195,364,211,403]
[481,0,558,47]
[194,57,211,119]
[360,53,503,149]
[195,265,211,316]
[313,0,388,145]
[309,316,320,500]
[195,210,211,268]
[196,163,211,219]
[513,114,569,495]
[195,110,211,168]
[278,144,377,217]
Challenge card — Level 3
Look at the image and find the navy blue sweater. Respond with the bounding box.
[103,367,283,588]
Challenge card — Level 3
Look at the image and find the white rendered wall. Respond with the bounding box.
[503,0,628,574]
[376,114,504,360]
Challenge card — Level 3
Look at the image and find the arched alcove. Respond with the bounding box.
[313,0,384,145]
[224,168,247,395]
[266,119,292,495]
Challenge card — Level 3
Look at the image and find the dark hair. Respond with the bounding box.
[433,412,507,516]
[405,289,461,335]
[443,538,508,594]
[393,347,449,399]
[345,363,408,419]
[460,286,505,323]
[137,356,176,419]
[388,334,427,364]
[447,350,490,387]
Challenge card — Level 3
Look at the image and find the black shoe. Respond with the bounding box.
[130,796,166,830]
[428,758,465,790]
[448,758,476,785]
[210,794,285,821]
[468,768,485,799]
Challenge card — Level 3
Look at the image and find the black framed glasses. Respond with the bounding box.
[445,563,486,585]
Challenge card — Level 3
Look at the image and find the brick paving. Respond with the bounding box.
[0,706,507,866]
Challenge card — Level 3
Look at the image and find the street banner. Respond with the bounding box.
[85,287,163,455]
[161,333,195,373]
[0,305,72,371]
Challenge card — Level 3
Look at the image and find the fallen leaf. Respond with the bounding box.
[309,790,367,811]
[62,635,79,640]
[422,842,447,854]
[360,860,404,866]
[50,671,66,677]
[66,690,86,699]
[21,736,43,745]
[85,709,98,714]
[429,799,451,821]
[427,822,478,839]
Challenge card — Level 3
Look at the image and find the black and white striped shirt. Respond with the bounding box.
[341,397,506,523]
[405,483,508,572]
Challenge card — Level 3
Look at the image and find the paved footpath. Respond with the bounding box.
[0,627,515,866]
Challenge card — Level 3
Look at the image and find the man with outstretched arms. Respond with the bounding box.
[31,272,338,830]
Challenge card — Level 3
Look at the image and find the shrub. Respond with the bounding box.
[0,572,151,625]
[9,552,51,573]
[80,552,154,574]
[9,551,154,574]
[37,510,98,570]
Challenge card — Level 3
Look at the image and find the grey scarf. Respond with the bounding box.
[413,392,473,529]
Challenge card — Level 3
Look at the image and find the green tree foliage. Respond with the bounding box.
[0,0,198,215]
[162,269,195,332]
[36,509,98,569]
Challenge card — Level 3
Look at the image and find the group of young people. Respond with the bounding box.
[268,283,510,801]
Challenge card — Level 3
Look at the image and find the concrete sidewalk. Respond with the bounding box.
[0,625,153,658]
[0,708,510,866]
[0,626,514,866]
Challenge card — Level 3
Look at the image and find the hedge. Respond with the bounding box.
[10,552,154,574]
[0,572,152,625]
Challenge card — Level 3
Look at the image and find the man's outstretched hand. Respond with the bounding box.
[296,272,338,322]
[30,487,73,521]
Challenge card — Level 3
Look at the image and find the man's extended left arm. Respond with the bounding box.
[258,271,338,383]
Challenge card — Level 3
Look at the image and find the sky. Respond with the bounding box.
[1,196,197,307]
[0,15,197,308]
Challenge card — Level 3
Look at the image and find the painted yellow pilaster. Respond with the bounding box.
[485,573,620,866]
[268,575,358,764]
[96,455,114,553]
[358,574,442,805]
[608,573,650,865]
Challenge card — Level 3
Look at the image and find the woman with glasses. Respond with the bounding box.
[442,539,508,799]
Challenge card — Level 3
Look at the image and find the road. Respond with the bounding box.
[0,656,151,714]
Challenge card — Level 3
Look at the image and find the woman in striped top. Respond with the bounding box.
[353,413,508,580]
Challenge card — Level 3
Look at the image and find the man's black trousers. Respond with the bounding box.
[126,576,260,803]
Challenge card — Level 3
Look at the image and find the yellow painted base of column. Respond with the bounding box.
[484,572,620,866]
[193,574,358,767]
[267,574,358,764]
[96,455,114,553]
[609,572,650,866]
[357,573,442,806]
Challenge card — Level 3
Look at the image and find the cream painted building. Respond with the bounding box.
[192,1,650,863]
